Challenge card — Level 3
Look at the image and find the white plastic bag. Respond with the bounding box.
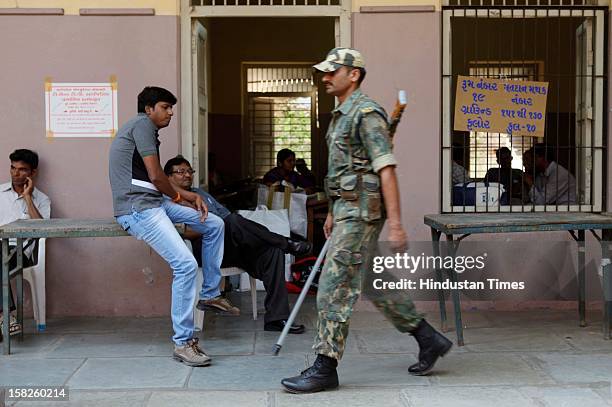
[237,205,291,237]
[466,182,506,207]
[257,184,308,238]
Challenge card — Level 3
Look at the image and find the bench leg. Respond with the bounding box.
[447,234,464,346]
[16,238,24,341]
[602,230,612,340]
[35,268,46,331]
[2,239,11,354]
[431,228,448,332]
[578,230,586,327]
[194,308,204,332]
[249,277,257,321]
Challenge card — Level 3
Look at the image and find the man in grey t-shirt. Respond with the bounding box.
[109,86,237,367]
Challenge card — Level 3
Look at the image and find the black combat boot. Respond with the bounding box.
[281,354,339,393]
[408,319,452,376]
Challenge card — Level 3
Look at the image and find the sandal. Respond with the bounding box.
[0,313,22,336]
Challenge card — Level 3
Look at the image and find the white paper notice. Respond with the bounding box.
[45,83,118,138]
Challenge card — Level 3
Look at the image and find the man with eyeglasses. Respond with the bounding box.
[1,149,50,340]
[109,87,238,367]
[164,155,311,334]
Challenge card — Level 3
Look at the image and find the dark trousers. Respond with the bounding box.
[193,213,290,323]
[1,245,33,313]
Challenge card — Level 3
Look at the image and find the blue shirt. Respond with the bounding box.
[193,187,231,219]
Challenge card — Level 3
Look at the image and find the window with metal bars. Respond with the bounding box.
[445,0,597,6]
[467,63,538,179]
[245,66,316,178]
[247,67,313,93]
[442,7,607,213]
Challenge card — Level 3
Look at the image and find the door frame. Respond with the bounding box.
[179,0,351,187]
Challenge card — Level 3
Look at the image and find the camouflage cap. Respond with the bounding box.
[313,48,365,72]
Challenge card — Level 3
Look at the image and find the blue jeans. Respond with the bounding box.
[116,202,224,345]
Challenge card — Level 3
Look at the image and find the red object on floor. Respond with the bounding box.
[286,256,321,295]
[286,281,316,295]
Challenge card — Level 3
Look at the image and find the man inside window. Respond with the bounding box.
[1,149,50,339]
[524,143,577,205]
[484,147,524,203]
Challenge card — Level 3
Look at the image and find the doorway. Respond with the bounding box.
[180,1,350,191]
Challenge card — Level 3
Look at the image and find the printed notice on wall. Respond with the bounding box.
[45,83,118,138]
[454,75,548,138]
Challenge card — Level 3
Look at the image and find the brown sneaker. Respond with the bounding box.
[173,338,211,367]
[197,296,240,316]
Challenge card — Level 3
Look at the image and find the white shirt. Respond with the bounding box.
[529,161,577,205]
[0,182,51,258]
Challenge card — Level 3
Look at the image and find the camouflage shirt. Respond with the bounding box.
[325,89,397,186]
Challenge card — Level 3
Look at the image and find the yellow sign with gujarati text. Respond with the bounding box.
[454,75,548,138]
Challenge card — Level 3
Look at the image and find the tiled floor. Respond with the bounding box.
[1,293,610,406]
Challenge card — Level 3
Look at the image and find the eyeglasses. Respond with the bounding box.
[172,169,195,176]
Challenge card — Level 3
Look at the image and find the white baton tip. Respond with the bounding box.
[398,90,407,105]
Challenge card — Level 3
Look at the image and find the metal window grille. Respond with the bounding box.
[249,96,313,177]
[442,7,607,213]
[247,67,313,93]
[246,66,315,178]
[445,0,600,6]
[468,63,537,179]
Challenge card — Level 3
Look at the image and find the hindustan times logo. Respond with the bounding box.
[372,253,487,274]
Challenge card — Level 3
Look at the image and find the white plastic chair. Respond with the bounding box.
[22,238,46,331]
[184,240,258,332]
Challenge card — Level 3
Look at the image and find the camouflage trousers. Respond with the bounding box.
[313,219,423,360]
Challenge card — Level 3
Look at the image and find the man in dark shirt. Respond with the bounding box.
[109,87,237,367]
[164,155,310,334]
[263,149,315,194]
[484,147,524,203]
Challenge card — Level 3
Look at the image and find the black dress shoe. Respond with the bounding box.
[408,319,452,376]
[281,354,339,393]
[286,239,312,256]
[264,319,305,334]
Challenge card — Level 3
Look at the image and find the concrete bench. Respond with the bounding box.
[424,212,612,346]
[0,218,184,355]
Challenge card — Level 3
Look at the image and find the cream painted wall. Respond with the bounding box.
[0,15,181,317]
[353,0,438,11]
[353,11,441,240]
[0,0,178,15]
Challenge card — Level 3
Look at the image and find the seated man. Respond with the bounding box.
[484,147,524,202]
[110,87,234,367]
[263,149,315,194]
[524,143,577,205]
[295,158,316,188]
[1,149,51,339]
[452,144,471,185]
[165,156,310,334]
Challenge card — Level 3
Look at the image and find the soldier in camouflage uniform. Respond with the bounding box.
[281,48,452,394]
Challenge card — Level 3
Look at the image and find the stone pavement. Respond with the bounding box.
[1,293,611,407]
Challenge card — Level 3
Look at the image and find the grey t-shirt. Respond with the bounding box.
[109,113,163,216]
